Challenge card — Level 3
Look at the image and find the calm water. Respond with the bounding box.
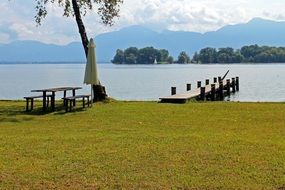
[0,63,285,102]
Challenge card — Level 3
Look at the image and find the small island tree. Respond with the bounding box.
[177,51,190,64]
[32,0,123,101]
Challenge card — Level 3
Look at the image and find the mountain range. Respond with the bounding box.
[1,18,285,62]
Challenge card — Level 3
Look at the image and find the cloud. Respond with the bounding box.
[0,1,81,44]
[1,0,285,44]
[115,0,251,32]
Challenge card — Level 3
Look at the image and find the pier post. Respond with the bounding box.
[197,81,202,88]
[218,76,222,82]
[226,79,231,96]
[219,82,224,100]
[186,83,191,91]
[236,77,239,91]
[205,79,210,85]
[232,78,236,93]
[211,84,216,101]
[171,87,176,95]
[214,77,217,83]
[200,87,206,101]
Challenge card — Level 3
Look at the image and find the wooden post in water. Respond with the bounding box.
[171,87,176,95]
[211,84,216,101]
[236,77,239,91]
[226,79,231,96]
[186,83,191,91]
[219,81,224,100]
[218,76,222,82]
[197,81,202,88]
[214,77,217,83]
[200,87,206,101]
[232,78,236,93]
[205,79,210,85]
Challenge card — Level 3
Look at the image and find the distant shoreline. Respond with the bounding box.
[1,62,285,65]
[0,62,110,65]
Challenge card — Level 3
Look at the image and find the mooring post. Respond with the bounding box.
[226,79,231,96]
[219,81,224,100]
[214,77,217,83]
[171,87,176,95]
[205,79,210,85]
[197,81,202,88]
[211,84,216,101]
[186,83,191,91]
[232,78,236,93]
[236,76,239,91]
[218,76,222,83]
[200,87,206,101]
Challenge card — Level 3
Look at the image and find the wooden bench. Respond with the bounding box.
[62,95,91,112]
[24,95,52,111]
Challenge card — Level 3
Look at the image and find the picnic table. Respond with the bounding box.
[31,87,82,112]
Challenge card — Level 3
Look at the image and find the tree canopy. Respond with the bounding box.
[113,45,285,64]
[112,47,174,64]
[177,51,190,64]
[34,0,123,26]
[33,0,123,57]
[193,45,285,64]
[112,47,194,64]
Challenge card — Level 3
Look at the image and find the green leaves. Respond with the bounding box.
[177,51,190,64]
[112,47,173,64]
[34,0,123,25]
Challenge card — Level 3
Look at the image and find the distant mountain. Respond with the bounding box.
[1,18,285,62]
[0,41,85,62]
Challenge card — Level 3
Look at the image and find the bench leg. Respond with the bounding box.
[26,99,29,112]
[47,97,49,108]
[63,90,67,106]
[51,92,55,112]
[87,97,90,107]
[83,97,85,108]
[72,89,76,106]
[69,100,72,112]
[43,91,47,112]
[31,99,34,111]
[65,100,68,112]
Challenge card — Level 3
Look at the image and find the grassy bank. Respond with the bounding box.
[0,101,285,189]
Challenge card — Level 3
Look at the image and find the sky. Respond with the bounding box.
[1,0,285,45]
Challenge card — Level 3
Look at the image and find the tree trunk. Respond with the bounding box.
[72,0,107,102]
[72,0,89,57]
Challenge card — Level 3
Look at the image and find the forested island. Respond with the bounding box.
[112,45,285,64]
[193,45,285,63]
[111,47,189,64]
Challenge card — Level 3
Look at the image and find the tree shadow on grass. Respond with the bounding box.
[0,102,65,123]
[0,103,33,123]
[0,101,91,123]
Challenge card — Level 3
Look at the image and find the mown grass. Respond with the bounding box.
[0,100,285,189]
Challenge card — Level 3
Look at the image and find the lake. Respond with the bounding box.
[0,63,285,102]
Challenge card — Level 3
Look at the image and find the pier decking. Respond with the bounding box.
[160,77,239,103]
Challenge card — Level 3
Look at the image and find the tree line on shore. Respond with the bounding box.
[112,45,285,64]
[112,47,190,64]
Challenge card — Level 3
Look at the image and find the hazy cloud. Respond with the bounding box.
[1,0,285,44]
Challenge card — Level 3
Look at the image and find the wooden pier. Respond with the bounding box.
[160,76,239,103]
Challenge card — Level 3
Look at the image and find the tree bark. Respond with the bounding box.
[72,0,107,102]
[72,0,89,57]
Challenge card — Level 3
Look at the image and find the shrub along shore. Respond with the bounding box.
[0,100,285,189]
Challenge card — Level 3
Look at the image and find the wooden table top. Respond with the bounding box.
[31,87,82,92]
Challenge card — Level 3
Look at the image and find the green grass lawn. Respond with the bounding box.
[0,100,285,189]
